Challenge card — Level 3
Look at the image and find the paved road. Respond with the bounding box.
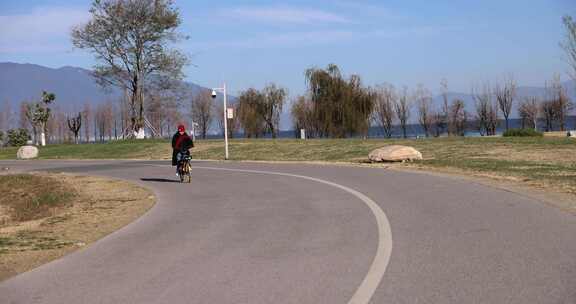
[0,160,574,304]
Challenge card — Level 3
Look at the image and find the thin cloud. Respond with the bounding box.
[0,6,90,53]
[188,26,451,50]
[220,6,350,24]
[333,0,399,18]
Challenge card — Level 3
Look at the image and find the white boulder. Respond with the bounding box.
[17,145,39,160]
[369,145,423,162]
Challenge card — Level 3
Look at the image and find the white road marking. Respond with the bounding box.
[150,164,392,304]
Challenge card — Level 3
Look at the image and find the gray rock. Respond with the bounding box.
[17,145,39,160]
[369,145,423,162]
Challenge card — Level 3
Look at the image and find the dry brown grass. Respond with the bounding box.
[0,175,75,224]
[544,131,574,137]
[0,173,155,281]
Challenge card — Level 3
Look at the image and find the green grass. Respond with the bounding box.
[0,138,171,160]
[1,136,575,194]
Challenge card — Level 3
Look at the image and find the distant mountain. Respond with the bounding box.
[0,62,211,111]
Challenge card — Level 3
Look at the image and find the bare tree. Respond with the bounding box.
[72,0,188,136]
[163,98,181,136]
[0,102,6,133]
[191,91,213,139]
[94,103,114,142]
[48,108,66,144]
[486,101,499,136]
[119,90,131,138]
[24,103,38,144]
[541,100,555,132]
[547,75,573,131]
[146,94,166,138]
[95,105,105,142]
[415,84,433,137]
[472,83,498,136]
[394,87,411,138]
[18,102,29,130]
[449,99,468,136]
[373,84,396,138]
[105,102,115,140]
[518,97,540,130]
[561,15,576,82]
[83,103,92,142]
[440,79,451,136]
[432,112,444,137]
[494,76,516,131]
[67,112,82,144]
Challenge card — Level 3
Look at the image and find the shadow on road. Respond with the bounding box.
[140,178,179,183]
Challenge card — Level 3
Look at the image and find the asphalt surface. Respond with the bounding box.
[0,160,574,304]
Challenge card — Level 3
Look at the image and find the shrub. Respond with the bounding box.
[0,130,4,146]
[7,128,30,147]
[503,128,543,137]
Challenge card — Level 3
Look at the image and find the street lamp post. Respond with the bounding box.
[211,83,229,160]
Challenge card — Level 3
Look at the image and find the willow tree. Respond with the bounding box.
[72,0,188,138]
[305,64,375,138]
[291,96,316,138]
[259,84,287,138]
[237,88,266,138]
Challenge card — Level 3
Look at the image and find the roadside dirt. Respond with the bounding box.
[0,173,155,281]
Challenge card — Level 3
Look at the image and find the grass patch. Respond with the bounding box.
[503,128,543,137]
[0,231,74,253]
[0,174,76,223]
[0,173,155,281]
[0,138,173,160]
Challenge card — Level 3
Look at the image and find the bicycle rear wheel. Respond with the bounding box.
[179,168,185,183]
[185,162,192,183]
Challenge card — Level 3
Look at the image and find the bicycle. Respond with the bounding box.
[177,154,192,183]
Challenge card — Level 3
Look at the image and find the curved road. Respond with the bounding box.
[0,160,574,304]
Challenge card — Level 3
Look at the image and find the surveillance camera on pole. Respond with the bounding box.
[211,84,229,160]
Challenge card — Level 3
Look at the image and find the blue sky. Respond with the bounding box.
[0,0,574,96]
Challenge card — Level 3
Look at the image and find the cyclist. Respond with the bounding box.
[172,124,194,176]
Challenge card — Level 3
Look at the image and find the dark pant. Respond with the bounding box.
[172,150,190,166]
[172,150,178,166]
